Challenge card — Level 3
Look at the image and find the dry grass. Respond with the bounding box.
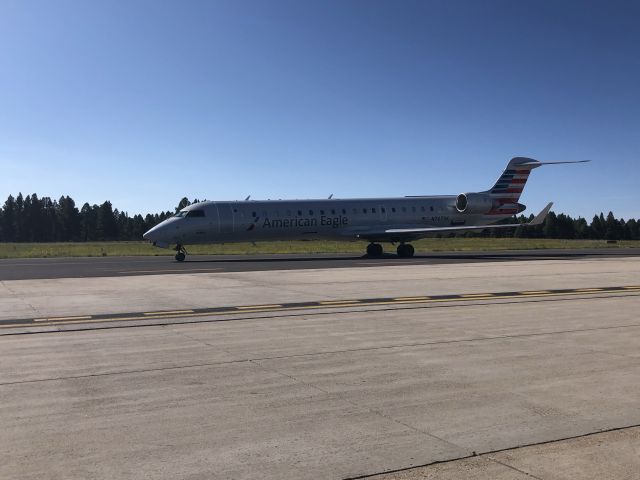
[0,238,637,259]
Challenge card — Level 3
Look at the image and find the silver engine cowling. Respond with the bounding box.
[455,193,494,214]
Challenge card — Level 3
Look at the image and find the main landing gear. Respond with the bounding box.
[174,244,187,262]
[396,243,415,258]
[366,243,384,257]
[366,242,415,258]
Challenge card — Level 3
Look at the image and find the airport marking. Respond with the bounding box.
[319,300,361,305]
[236,304,282,310]
[33,315,92,322]
[144,310,195,316]
[393,296,430,301]
[2,285,639,330]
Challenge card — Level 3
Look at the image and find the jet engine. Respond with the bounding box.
[455,193,494,214]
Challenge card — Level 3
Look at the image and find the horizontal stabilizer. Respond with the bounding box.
[517,160,591,167]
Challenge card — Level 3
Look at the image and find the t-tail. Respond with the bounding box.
[478,157,590,215]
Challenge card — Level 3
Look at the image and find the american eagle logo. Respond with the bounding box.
[247,217,260,231]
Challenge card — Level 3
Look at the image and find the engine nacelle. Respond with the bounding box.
[455,193,494,214]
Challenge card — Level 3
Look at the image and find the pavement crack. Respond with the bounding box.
[0,359,251,386]
[0,280,42,317]
[346,423,640,479]
[486,456,544,479]
[162,325,239,359]
[249,358,466,453]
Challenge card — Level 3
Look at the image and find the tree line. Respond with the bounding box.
[483,210,640,240]
[0,192,638,242]
[0,193,195,242]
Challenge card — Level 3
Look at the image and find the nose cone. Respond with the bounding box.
[143,220,173,249]
[143,225,159,241]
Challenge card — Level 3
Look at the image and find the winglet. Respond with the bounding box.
[529,202,553,226]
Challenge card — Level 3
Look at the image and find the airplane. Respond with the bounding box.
[143,157,589,261]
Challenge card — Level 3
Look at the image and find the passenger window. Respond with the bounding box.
[320,210,325,215]
[252,211,257,217]
[298,210,302,216]
[309,210,314,215]
[372,207,376,213]
[331,209,335,215]
[381,207,385,213]
[430,206,434,212]
[362,208,367,214]
[342,209,346,214]
[391,207,396,213]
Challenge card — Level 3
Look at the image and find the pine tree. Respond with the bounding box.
[176,197,191,212]
[605,211,622,240]
[1,195,17,242]
[96,201,118,240]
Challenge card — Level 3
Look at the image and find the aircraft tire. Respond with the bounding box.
[366,243,383,257]
[397,244,415,258]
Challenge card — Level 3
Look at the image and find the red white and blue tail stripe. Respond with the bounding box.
[484,157,590,215]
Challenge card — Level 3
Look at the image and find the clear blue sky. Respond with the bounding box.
[1,0,638,219]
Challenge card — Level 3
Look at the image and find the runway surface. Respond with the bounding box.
[2,255,640,479]
[1,247,639,280]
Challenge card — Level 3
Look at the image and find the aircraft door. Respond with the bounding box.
[379,205,388,222]
[218,203,234,236]
[210,204,221,235]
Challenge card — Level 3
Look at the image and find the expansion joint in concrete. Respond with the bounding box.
[485,456,544,479]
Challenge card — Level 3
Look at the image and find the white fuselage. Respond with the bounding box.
[143,195,512,247]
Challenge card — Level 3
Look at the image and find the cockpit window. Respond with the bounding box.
[174,211,188,217]
[186,210,205,218]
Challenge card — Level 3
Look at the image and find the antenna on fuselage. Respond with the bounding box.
[328,193,333,199]
[245,195,251,201]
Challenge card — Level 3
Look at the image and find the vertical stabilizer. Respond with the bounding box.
[487,157,542,204]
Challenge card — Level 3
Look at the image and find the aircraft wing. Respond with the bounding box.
[385,202,553,235]
[341,202,553,241]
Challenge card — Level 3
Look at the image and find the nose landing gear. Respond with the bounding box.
[174,244,187,262]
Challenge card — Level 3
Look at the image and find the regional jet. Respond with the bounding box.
[143,157,588,261]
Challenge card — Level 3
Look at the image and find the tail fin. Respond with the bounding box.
[486,157,590,204]
[487,157,540,203]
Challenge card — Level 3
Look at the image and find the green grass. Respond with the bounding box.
[0,238,638,259]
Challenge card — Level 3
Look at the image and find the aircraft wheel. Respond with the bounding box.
[366,243,383,257]
[397,243,415,258]
[175,252,186,262]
